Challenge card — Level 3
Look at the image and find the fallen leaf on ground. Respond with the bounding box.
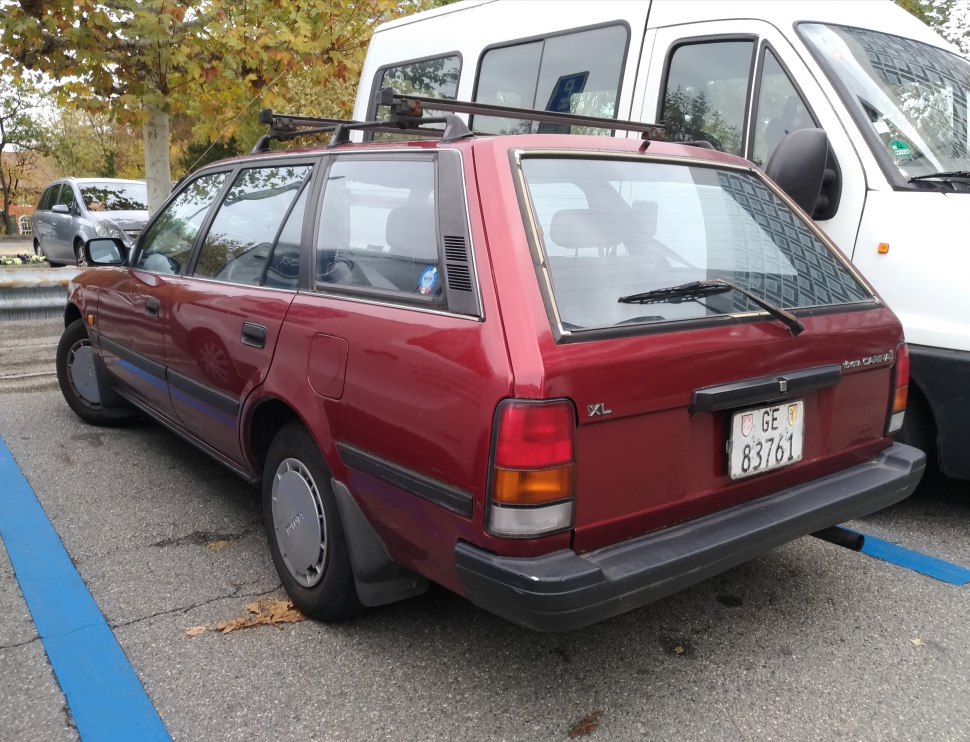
[184,600,305,638]
[216,599,306,634]
[206,540,229,551]
[568,709,603,738]
[910,638,925,647]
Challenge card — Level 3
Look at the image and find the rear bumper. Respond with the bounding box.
[455,442,924,632]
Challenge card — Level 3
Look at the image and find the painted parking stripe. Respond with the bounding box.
[849,529,970,586]
[0,436,171,741]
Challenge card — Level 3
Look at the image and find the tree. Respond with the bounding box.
[1,0,434,214]
[0,76,43,235]
[896,0,970,54]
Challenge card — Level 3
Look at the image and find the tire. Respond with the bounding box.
[56,319,121,425]
[262,423,362,621]
[897,388,939,480]
[74,239,87,267]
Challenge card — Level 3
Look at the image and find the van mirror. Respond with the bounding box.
[765,128,842,220]
[52,204,70,215]
[85,238,127,266]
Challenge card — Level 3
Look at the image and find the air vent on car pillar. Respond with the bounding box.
[443,235,473,292]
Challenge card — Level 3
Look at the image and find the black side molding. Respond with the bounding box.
[691,364,842,413]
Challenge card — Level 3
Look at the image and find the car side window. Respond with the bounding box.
[193,165,313,286]
[38,186,56,211]
[661,39,755,156]
[135,172,228,275]
[55,184,76,211]
[315,158,442,302]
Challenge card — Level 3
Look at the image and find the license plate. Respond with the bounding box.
[729,401,804,480]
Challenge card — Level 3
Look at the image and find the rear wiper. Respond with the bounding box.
[909,170,970,182]
[618,278,805,336]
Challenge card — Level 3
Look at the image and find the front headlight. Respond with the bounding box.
[94,220,126,240]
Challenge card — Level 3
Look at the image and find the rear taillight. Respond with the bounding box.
[886,342,909,435]
[488,400,576,538]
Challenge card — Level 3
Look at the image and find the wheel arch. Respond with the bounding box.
[247,398,343,478]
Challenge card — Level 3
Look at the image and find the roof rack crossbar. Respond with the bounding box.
[379,89,665,138]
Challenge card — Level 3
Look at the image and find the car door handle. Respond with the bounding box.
[145,297,160,318]
[241,322,267,349]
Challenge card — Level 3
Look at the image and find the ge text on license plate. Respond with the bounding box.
[729,401,804,480]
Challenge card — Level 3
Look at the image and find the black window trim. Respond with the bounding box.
[656,33,759,157]
[470,19,632,133]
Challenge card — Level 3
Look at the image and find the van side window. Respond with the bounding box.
[751,49,816,167]
[315,158,442,304]
[661,40,754,156]
[193,165,312,286]
[38,185,57,211]
[372,55,460,140]
[474,24,628,135]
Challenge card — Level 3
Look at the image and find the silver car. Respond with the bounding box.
[33,177,149,266]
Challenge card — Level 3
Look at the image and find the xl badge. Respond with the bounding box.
[587,403,612,417]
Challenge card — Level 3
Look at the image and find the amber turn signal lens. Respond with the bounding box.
[492,465,575,506]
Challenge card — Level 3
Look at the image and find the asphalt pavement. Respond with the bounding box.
[0,317,969,741]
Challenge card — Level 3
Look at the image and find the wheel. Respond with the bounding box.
[74,239,87,267]
[262,423,361,621]
[56,319,120,425]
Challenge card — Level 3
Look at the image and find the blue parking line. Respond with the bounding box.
[849,529,970,586]
[0,436,171,741]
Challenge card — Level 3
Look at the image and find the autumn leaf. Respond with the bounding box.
[206,540,229,551]
[910,637,925,647]
[185,625,208,637]
[568,710,603,738]
[216,599,306,634]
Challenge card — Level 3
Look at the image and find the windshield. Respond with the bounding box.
[519,157,870,331]
[80,182,149,212]
[800,23,970,181]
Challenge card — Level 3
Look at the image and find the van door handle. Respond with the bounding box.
[145,297,160,318]
[241,322,267,349]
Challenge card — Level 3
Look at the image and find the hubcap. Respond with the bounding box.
[68,341,101,408]
[271,457,327,587]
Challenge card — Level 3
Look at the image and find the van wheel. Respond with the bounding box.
[897,389,939,478]
[262,423,361,621]
[56,319,116,425]
[33,238,41,257]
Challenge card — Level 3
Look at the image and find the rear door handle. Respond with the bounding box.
[145,297,160,318]
[241,322,267,349]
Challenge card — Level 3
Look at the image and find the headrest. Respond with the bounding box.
[386,203,437,259]
[549,209,606,250]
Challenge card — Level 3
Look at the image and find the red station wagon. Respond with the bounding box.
[57,94,924,631]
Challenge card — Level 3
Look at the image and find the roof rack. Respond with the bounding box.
[251,88,666,153]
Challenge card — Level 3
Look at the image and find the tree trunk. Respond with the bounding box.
[143,106,171,217]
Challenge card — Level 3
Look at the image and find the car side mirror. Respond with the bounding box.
[86,238,127,266]
[52,204,70,215]
[765,128,842,221]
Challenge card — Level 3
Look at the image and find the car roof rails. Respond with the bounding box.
[251,88,666,153]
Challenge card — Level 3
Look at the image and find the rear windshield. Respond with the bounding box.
[519,156,870,331]
[79,182,148,212]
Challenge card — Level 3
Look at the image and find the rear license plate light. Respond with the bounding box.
[728,401,804,480]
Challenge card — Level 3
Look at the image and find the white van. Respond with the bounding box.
[354,0,970,479]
